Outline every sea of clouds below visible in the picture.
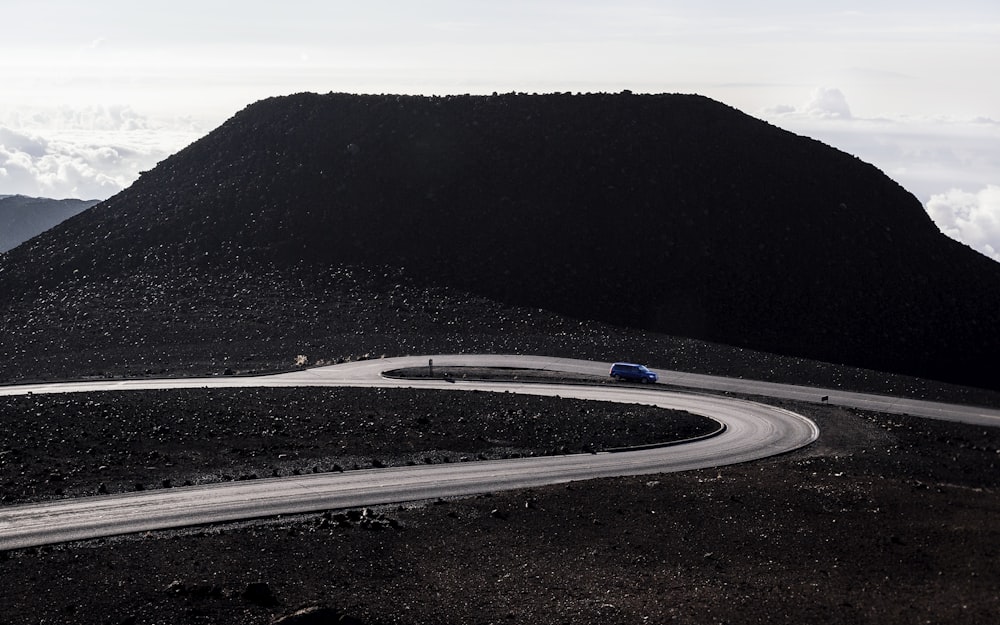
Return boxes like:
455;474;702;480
766;88;1000;263
1;101;998;264
0;105;204;203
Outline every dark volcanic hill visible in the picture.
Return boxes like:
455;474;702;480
1;92;998;389
0;195;98;253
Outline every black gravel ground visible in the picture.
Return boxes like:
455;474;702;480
2;268;1000;624
3;90;1000;623
3;368;1000;624
0;384;713;505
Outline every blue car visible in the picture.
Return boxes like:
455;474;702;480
609;362;658;383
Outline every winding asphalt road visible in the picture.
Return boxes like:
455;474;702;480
2;354;996;550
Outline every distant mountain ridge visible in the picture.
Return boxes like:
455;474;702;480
0;195;99;253
1;92;998;389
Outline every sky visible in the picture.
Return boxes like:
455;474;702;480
2;1;998;261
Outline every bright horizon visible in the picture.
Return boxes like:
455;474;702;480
1;1;998;261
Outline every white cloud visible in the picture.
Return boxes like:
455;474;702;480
763;97;999;195
0;129;129;199
926;186;1000;262
761;87;1000;263
0;106;205;200
802;87;853;120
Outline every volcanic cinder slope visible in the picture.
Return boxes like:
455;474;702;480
1;92;997;389
3;93;1000;625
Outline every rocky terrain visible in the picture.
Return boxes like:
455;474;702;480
2;92;999;389
2;366;1000;624
1;263;996;408
2;92;1000;623
0;382;715;505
